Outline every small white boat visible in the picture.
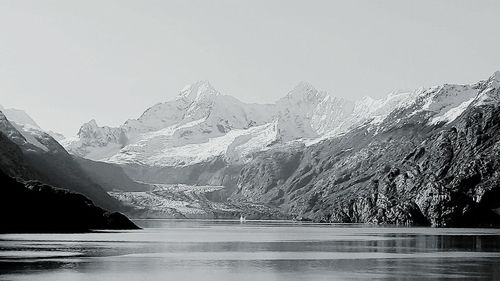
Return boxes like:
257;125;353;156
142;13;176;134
239;215;246;223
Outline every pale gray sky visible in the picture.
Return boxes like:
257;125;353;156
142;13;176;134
1;0;499;136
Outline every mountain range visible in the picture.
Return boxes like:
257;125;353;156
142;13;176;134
61;80;419;185
63;80;417;166
232;72;500;226
0;106;139;232
3;71;500;227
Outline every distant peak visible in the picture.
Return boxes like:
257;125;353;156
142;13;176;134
292;81;317;93
0;106;41;129
284;81;329;102
82;119;99;128
179;80;220;101
358;96;377;103
181;80;213;90
492;70;500;82
387;89;410;98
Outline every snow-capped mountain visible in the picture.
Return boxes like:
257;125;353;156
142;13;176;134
0;105;41;129
62;119;126;160
123;81;275;138
231;71;500;227
0;105;67;152
63;81;279;166
63;80;413;168
368;75;494;133
63;72;500;186
275;82;353;140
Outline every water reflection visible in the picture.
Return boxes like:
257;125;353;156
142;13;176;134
1;220;500;280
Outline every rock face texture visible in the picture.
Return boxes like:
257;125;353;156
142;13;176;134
231;72;500;227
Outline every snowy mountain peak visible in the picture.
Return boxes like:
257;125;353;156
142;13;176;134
486;71;500;88
387;89;411;99
278;82;320;109
83;119;99;129
0;105;41;129
0;110;7;120
178;80;220;102
470;71;500;107
358;95;376;103
77;119;125;147
78;120;97;138
63;72;500;169
292;81;316;92
78;119;104;138
0;108;57;152
493;70;500;81
0;105;67;149
286;81;326;100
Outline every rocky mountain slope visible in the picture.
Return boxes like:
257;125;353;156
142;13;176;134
0;110;140;232
0;110;121;211
75;156;149;192
231;72;500;227
0;105;41;129
0;104;65;140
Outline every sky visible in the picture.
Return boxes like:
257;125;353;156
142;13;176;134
1;0;500;137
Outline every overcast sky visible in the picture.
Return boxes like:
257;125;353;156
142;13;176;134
1;0;500;136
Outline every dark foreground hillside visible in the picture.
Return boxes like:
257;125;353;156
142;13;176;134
0;171;139;233
0;112;122;211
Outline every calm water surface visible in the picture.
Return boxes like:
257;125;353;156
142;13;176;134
1;220;500;280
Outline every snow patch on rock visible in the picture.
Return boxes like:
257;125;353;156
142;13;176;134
429;97;476;125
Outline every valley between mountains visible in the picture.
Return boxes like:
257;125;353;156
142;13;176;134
2;71;500;228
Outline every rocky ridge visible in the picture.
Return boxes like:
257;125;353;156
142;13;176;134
230;72;500;227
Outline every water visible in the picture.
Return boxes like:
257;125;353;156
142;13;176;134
1;220;500;280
